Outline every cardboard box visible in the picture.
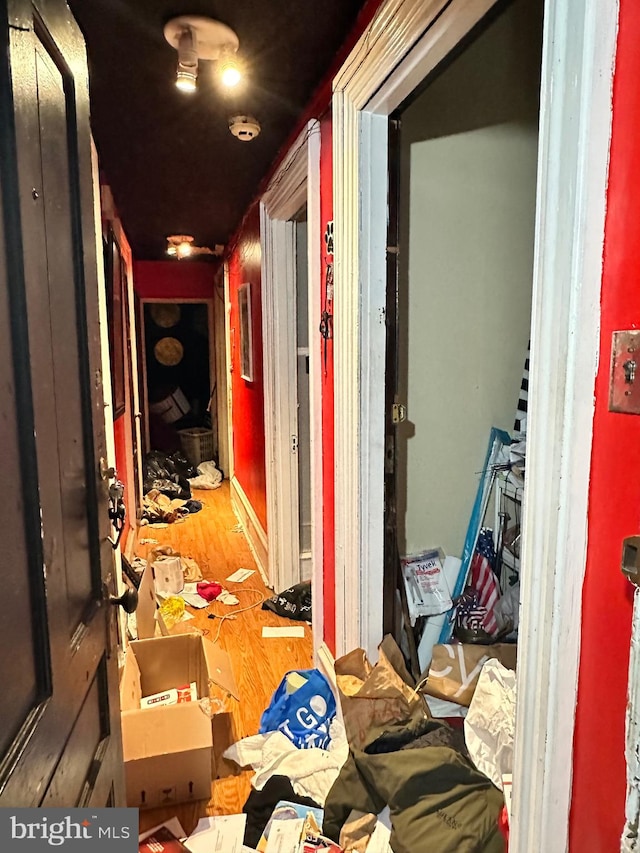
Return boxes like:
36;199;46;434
120;632;238;809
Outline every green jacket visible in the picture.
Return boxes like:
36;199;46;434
323;708;505;853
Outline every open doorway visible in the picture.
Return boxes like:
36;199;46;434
260;120;322;651
391;0;542;672
141;299;217;466
332;0;614;846
295;209;313;578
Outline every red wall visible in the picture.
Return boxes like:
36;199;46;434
133;260;216;300
113;415;132;544
320;112;336;654
227;208;267;530
569;3;638;848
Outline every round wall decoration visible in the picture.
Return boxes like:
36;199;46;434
150;303;181;328
154;336;184;366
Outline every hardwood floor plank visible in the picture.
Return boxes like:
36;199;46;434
135;481;313;835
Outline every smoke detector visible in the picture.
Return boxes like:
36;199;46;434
229;115;260;141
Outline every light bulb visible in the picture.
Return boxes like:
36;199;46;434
219;51;242;89
221;65;241;88
176;28;198;92
176;71;197;92
177;241;192;258
167;245;177;256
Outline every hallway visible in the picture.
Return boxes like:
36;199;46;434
136;483;313;835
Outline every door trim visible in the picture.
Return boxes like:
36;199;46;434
331;0;616;850
260;121;323;647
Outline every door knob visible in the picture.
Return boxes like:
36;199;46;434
109;587;138;614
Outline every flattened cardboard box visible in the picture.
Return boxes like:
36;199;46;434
120;630;239;809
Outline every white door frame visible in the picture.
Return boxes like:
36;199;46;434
260;121;323;641
332;0;617;850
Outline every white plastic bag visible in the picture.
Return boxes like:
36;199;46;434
188;460;223;490
464;658;516;789
401;548;452;624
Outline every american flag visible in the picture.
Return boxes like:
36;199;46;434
468;527;500;636
454;588;486;632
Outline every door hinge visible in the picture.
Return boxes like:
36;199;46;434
291;434;298;453
391;402;407;424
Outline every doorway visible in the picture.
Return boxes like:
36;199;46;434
331;0;615;847
260;120;323;651
391;0;542;670
141;299;216;464
295;211;313;578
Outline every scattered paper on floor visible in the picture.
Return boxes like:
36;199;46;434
227;567;255;583
264;818;304;852
262;626;305;638
185;814;247;853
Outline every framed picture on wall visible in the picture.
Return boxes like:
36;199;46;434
105;227;126;418
238;282;254;382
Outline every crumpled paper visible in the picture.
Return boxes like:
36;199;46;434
463;658;516;789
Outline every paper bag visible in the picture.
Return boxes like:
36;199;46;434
423;643;517;707
335;635;427;748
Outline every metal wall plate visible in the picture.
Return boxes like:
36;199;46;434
609;330;640;414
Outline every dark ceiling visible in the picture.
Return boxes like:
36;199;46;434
68;0;369;259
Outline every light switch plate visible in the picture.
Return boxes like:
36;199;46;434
609;330;640;414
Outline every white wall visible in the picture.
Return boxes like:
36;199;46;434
398;0;542;557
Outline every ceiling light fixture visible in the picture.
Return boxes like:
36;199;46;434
166;235;224;259
164;15;239;93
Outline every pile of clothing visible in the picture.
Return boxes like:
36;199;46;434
225;640;509;852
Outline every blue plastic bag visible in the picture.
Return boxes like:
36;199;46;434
259;669;336;749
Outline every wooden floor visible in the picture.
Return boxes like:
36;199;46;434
136;481;313;834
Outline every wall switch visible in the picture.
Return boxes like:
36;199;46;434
609;330;640;414
622;536;640;586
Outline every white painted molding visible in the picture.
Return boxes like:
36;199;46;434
307;124;324;656
512;1;617;850
333;0;498;660
623;588;640;851
260;121;322;603
91;140;126;644
213;268;231;478
332;0;616;847
260;208;298;593
230;475;269;584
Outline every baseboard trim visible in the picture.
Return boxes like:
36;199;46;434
230;475;269;585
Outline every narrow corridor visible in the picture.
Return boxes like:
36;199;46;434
136;483;313;835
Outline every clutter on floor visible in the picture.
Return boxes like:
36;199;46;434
188;459;223;490
132;394;529;850
141;449;221;525
175;631;511;852
262;580;312;623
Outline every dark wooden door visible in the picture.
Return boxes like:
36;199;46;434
0;0;125;806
